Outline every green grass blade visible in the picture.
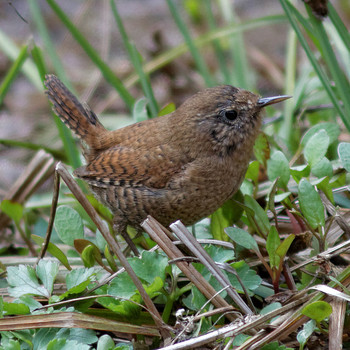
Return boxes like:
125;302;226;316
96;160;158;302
28;0;81;167
0;31;42;89
0;44;28;106
218;0;252;89
328;3;350;51
279;29;297;145
31;44;47;83
46;0;134;110
305;5;350;130
28;0;71;88
129;43;159;118
203;0;230;84
0;139;67;161
110;0;158;117
166;0;214;87
280;0;350;131
124;15;286;89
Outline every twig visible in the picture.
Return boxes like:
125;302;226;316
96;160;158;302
56;162;171;339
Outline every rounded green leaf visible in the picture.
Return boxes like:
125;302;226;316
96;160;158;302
225;227;258;251
267;151;290;188
54;205;84;246
311;157;333;178
298;179;325;229
301;122;340;147
304;129;329;167
338;142;350;172
301;301;332;322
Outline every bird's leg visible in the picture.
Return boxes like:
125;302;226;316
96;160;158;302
113;216;139;256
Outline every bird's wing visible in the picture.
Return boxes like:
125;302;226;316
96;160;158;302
74;144;188;189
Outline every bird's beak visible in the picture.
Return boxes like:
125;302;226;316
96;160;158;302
257;95;291;107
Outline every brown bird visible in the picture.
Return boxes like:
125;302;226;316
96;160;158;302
45;75;289;252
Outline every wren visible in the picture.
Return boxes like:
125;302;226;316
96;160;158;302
45;75;289;252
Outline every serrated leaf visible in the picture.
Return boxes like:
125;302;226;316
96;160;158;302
128;250;168;284
36;260;59;295
304;130;329;167
0;200;23;223
338;142;350;172
267;151;290;188
301;301;332;322
3;301;30;316
225;227;258;251
66;268;95;290
31;235;71;270
298;179;325;229
7;265;49;298
228;261;262;292
54;206;84;246
108;273;137;299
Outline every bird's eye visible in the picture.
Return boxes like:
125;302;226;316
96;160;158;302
223;110;238;121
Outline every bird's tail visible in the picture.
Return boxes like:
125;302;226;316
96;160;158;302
44;74;107;150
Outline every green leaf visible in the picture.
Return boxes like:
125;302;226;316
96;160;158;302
303;129;329;167
267;151;290;188
245;161;260;184
290;164;310;183
158;102;176;117
128;250;168;284
74;239;104;269
31;235;71;270
108;273;137;299
54;206;84;246
244;195;270;236
0;339;21;350
66;268;95;290
311;157;333;178
228;261;262;292
0;200;23;224
338;142;350;172
266;226;280;269
3;301;30;316
276;234;295;261
297;319;316;348
301;122;340;147
301;301;332;322
36;260;59;295
7;265;49;298
225;227;258;251
59;268;95;300
96;334;115;350
298;179;325;229
313;176;334;204
132;97;148;123
253;132;270;166
210;196;243;240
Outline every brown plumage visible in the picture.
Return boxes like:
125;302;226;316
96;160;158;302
45;75;289;253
